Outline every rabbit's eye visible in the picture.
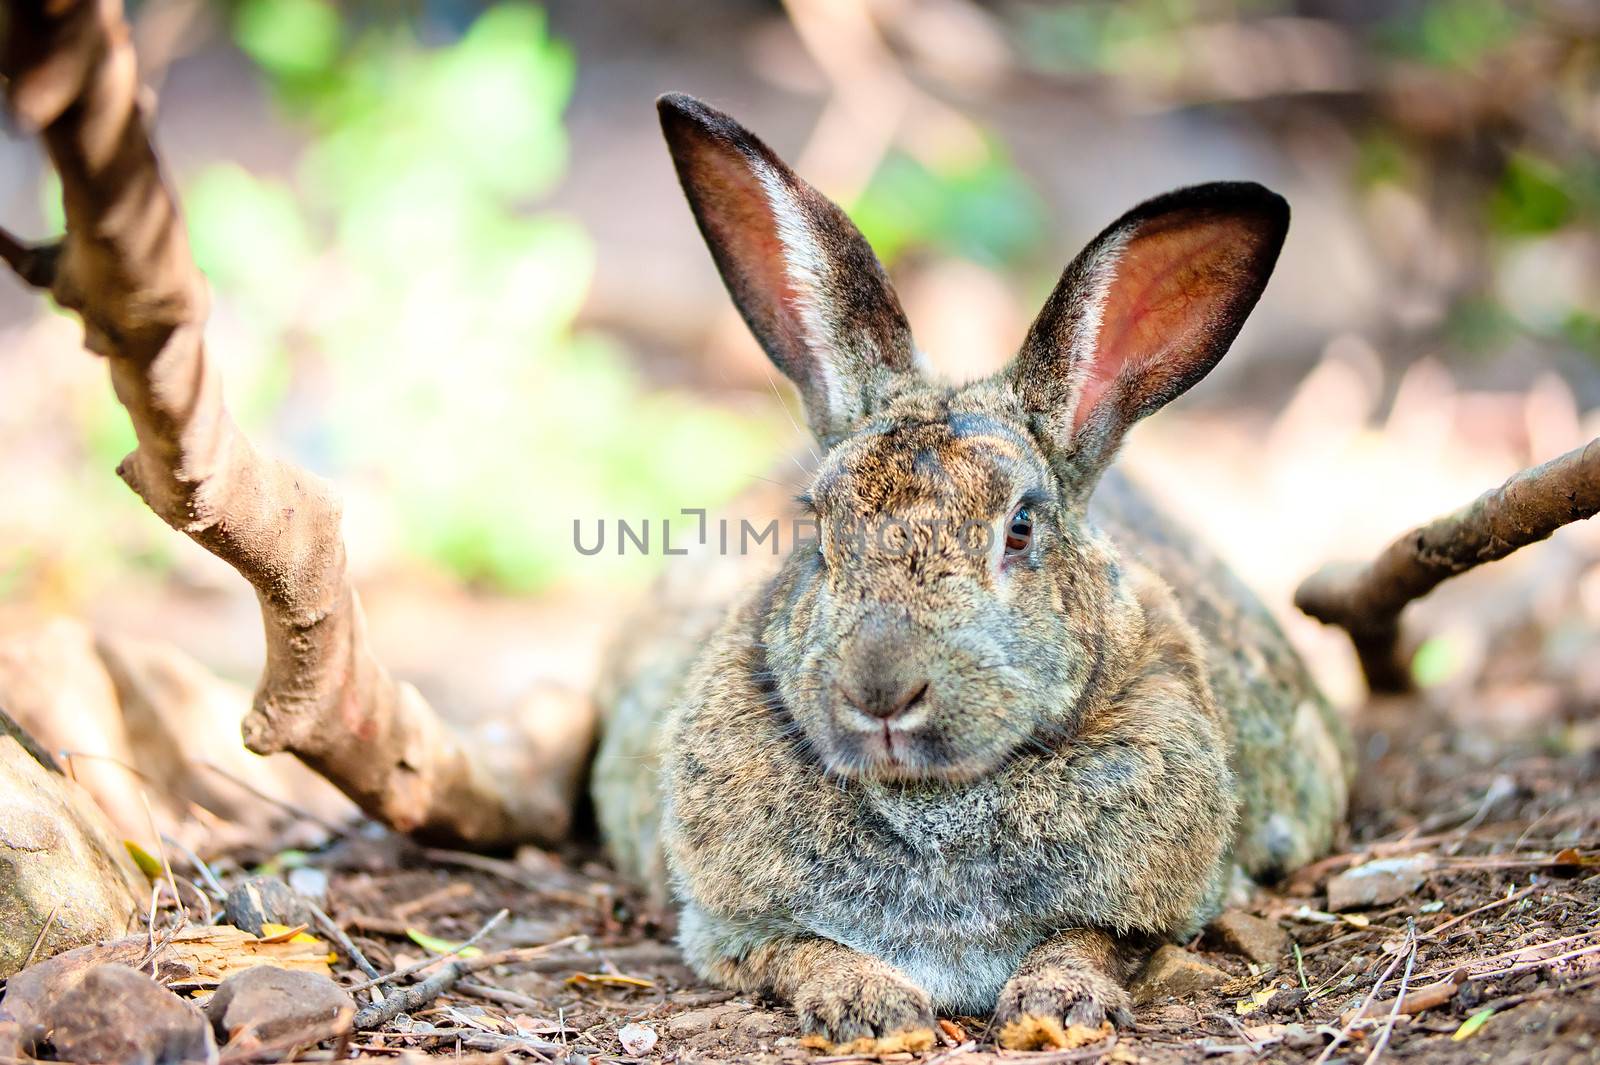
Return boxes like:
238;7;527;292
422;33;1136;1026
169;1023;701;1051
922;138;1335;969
1005;505;1033;556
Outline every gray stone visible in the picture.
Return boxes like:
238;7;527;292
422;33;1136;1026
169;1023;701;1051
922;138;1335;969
50;964;215;1065
206;966;353;1048
0;734;144;978
1208;910;1291;965
666;1004;742;1039
1326;856;1434;911
1131;945;1231;1005
222;877;311;936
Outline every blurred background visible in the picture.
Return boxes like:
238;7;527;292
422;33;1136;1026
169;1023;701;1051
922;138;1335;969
2;0;1598;728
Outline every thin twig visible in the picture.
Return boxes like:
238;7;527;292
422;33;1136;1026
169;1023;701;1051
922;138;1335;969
1312;938;1409;1065
162;833;227;899
345;909;511;992
193;761;351;835
1418;883;1539;942
1362;921;1417;1065
22;904;60;969
136;912;190;974
141;790;186;926
456;981;544;1011
308;902;382;980
919;1040;976;1065
1478;970;1600;1013
217;1007;355;1065
405;1023;577;1057
1474;940;1600;981
1408;929;1600;983
352;942;581;1030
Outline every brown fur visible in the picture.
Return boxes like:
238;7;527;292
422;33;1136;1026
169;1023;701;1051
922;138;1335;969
589;94;1352;1044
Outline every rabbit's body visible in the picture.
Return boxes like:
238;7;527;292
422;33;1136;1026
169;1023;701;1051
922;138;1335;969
590;94;1351;1045
595;462;1346;1017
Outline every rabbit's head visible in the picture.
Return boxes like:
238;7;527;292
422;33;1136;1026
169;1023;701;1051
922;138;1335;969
661;94;1287;785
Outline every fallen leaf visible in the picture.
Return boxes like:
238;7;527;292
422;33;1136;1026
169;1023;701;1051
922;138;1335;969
405;928;483;959
1453;1008;1494;1041
1553;848;1600;869
1235;986;1279;1015
124;841;163;880
1289;906;1339;924
1241;1022;1301;1042
801;1029;937;1055
996;1018;1110;1051
256;923;308;942
566;972;654;990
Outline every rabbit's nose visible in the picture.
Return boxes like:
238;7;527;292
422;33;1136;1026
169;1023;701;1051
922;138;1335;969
842;678;930;721
839;609;931;721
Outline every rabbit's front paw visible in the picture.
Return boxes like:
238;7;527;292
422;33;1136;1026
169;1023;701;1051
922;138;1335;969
992;966;1133;1050
794;968;936;1054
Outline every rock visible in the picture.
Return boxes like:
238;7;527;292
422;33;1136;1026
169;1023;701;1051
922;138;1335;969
286;867;330;905
1264;988;1309;1016
1326;856;1434;911
666;1004;742;1039
0;924;332;1041
223;877;312;936
1131;946;1231;1005
731;1010;787;1040
0;729;144;978
618;1022;658;1055
1;940;199;1059
1208;910;1291;965
206;966;353;1048
48;964;215;1065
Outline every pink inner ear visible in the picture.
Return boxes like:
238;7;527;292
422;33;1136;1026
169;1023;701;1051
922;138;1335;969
691;148;810;370
1072;216;1241;431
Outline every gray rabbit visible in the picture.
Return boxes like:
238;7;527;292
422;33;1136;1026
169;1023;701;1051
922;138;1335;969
591;93;1351;1050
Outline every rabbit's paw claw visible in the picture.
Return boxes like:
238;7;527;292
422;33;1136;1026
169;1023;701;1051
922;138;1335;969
795;971;936;1052
993;968;1132;1049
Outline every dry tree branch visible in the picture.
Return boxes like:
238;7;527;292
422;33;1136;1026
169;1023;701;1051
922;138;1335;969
1295;438;1600;693
0;0;592;847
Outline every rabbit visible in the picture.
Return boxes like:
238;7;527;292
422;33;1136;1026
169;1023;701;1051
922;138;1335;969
589;92;1352;1050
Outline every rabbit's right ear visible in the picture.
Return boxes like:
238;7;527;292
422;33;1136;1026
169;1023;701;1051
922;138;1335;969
1011;183;1288;500
659;93;920;447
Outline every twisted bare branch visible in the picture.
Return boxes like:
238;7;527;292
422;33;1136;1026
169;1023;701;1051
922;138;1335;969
0;0;591;846
1296;438;1600;692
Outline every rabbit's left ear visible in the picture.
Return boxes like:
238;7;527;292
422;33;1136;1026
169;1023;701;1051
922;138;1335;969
1010;182;1288;497
659;93;921;447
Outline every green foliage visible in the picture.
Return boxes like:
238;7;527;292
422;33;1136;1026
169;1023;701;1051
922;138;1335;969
1443;297;1515;356
235;0;341;82
1411;633;1467;688
1491;152;1576;236
1013;0;1288;74
192;2;779;591
406;927;483;958
1376;0;1524;69
852;146;1046;268
1353;132;1412;190
1563;311;1600;360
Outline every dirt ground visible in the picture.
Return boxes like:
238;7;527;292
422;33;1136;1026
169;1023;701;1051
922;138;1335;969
157;682;1597;1065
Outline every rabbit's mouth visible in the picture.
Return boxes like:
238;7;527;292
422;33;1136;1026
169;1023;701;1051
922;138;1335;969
817;706;1012;785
